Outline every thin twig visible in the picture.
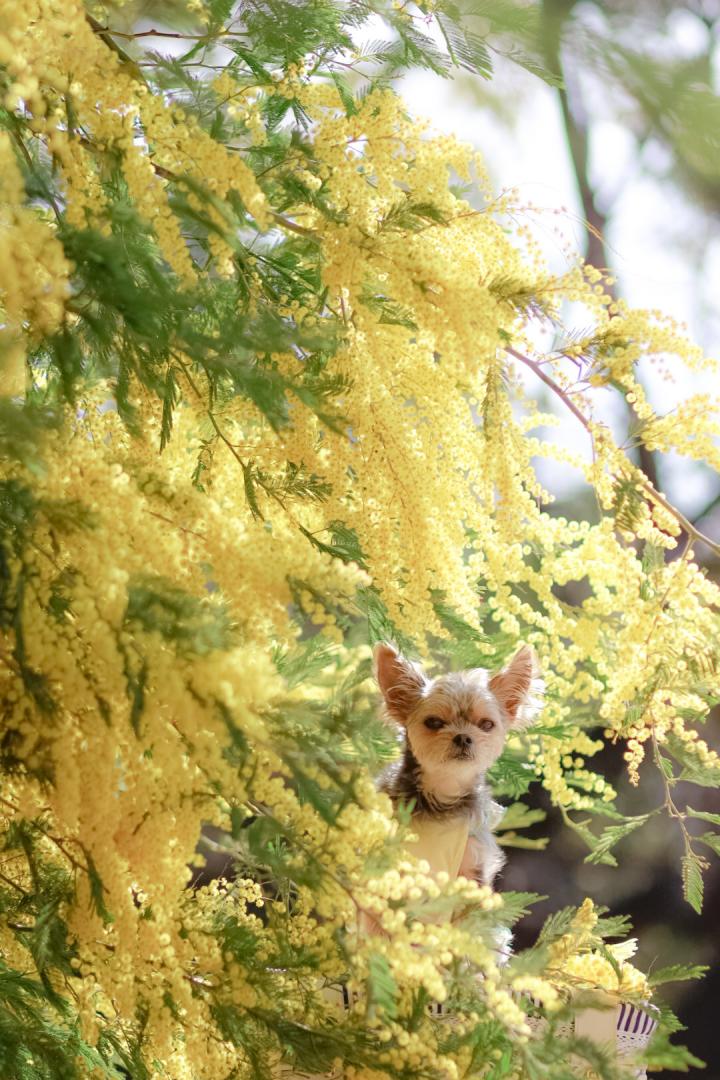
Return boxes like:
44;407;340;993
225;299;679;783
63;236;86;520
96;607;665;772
95;26;235;41
508;344;720;558
175;358;301;524
85;14;147;83
270;212;318;240
147;510;206;540
650;729;706;870
80;131;316;240
507;345;590;432
0;795;85;871
0;871;27;896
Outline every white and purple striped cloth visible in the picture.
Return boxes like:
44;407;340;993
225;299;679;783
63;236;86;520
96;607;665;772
277;989;659;1080
617;1001;658;1038
331;982;658;1039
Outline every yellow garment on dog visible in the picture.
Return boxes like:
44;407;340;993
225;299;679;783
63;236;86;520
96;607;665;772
403;816;470;880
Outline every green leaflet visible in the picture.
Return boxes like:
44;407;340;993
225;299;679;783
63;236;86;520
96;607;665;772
366;953;398;1020
487;753;535;797
686;804;720;826
665;731;720;787
643;1028;706;1072
583;813;650;866
648;962;709;988
695;830;720;856
124;574;235;658
497;801;547;830
681;850;705;913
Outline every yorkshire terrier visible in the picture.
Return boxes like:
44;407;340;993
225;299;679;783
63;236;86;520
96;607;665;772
373;643;541;894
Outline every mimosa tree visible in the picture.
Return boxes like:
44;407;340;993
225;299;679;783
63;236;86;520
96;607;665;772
0;1;718;1077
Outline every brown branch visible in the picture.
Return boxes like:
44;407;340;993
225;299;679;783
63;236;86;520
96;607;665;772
508;345;589;430
147;510;206;540
0;795;85;871
0;871;27;896
507;344;720;558
270;212;318;240
542;1;609;276
96;27;233;41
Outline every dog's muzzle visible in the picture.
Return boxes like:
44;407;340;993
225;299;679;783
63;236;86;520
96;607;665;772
451;733;474;759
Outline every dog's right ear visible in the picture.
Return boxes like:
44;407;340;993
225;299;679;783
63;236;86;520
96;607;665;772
373;643;426;724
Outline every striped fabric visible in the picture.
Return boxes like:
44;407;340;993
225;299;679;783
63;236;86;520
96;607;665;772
617;1001;658;1037
277;988;659;1079
330;982;658;1039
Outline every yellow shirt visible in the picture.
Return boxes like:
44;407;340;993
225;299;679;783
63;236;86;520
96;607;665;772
403;815;470;880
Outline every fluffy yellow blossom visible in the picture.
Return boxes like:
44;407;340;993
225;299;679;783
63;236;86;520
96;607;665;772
0;132;71;345
563;951;650;999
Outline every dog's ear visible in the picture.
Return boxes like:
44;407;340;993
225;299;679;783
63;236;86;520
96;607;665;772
373;643;426;724
488;645;541;729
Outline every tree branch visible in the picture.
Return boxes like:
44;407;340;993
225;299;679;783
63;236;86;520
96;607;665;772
85;14;147;83
507;344;720;558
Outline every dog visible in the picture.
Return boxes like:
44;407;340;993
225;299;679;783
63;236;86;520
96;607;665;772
373;642;540;898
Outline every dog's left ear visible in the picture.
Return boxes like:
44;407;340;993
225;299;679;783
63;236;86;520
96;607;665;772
488;645;542;729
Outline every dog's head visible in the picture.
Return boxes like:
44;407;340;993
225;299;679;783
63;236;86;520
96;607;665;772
374;643;541;798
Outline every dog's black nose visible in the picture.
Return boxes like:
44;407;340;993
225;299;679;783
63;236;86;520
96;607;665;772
453;733;473;749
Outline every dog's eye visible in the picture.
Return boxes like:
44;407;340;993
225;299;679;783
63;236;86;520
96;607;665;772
479;719;495;732
423;716;446;731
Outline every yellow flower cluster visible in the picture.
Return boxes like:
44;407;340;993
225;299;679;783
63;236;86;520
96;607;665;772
547;898;598;968
0;131;71;384
0;397;378;1074
547;900;650;1000
0;0;268;287
563;952;649;998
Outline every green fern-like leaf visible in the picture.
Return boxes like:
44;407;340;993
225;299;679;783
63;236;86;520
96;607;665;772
681;850;705;913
